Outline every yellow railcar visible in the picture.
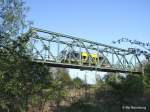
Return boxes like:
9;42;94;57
60;50;104;65
81;52;103;65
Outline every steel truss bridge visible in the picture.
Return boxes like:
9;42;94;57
17;27;144;74
1;27;145;74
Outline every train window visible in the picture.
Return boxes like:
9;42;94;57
83;56;86;59
99;57;103;60
74;53;79;58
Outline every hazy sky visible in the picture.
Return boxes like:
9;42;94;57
26;0;150;83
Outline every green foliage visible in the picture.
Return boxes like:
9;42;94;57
0;50;52;111
0;1;41;111
62;100;102;112
0;0;30;37
48;68;71;102
72;77;84;88
49;80;67;101
0;34;71;111
62;64;149;112
124;74;144;97
55;68;72;86
144;63;150;87
105;73;144;102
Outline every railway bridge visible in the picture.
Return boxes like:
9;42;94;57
1;27;147;74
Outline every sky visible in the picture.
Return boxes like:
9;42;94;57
26;0;150;84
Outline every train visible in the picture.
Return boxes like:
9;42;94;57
59;50;109;66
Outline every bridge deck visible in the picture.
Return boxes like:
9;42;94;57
32;59;142;74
